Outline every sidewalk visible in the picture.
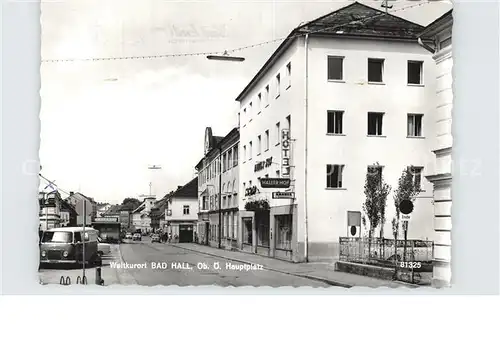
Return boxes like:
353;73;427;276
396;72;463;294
172;243;415;288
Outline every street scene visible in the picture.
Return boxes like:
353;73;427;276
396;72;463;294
39;1;453;288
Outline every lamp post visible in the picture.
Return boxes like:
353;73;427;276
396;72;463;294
207;50;245;62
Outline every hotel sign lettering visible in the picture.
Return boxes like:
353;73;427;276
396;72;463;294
281;129;290;178
260;178;291;188
254;157;273;172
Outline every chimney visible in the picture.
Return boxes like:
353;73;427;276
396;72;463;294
70;191;74;196
177;186;182;190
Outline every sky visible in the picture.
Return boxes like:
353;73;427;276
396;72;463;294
39;0;452;204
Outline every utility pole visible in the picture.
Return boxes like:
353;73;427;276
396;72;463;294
82;200;86;280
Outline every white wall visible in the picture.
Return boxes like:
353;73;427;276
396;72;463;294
169;197;198;221
238;36;437;248
305;37;436;243
239;39;302;211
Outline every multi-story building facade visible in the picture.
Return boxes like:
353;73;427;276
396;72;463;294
236;2;438;262
195;127;239;249
65;192;97;226
419;10;453;288
39;191;77;231
131;196;156;232
165;178;198;242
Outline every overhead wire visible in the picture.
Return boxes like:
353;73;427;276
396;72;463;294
41;1;432;63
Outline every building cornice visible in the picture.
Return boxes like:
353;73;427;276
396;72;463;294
426;173;452;184
434;46;452;63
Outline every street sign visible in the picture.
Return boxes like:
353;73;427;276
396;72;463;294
399;199;414;215
272;192;294;199
260;178;291;188
400;213;411;222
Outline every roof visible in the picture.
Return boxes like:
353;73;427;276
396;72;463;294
195;127;239;170
105;204;122;215
418;9;452;38
236;1;426;101
171;177;198;198
66;192;95;203
60;200;78;215
131;202;146;214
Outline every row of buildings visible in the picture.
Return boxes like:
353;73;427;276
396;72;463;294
38;191;99;231
188;3;452;287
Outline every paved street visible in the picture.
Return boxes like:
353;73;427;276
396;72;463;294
119;236;330;287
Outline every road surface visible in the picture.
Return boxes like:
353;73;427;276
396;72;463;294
119;236;329;287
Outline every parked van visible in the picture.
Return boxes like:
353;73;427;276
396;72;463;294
39;227;101;266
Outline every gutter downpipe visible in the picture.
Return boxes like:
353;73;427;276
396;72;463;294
218;146;222;249
304;33;309;263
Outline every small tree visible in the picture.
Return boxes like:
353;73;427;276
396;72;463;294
362;163;391;257
392;167;419;260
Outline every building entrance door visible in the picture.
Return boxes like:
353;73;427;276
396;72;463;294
179;225;193;243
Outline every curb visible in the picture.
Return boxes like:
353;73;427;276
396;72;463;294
171;244;353;288
114;244;138;285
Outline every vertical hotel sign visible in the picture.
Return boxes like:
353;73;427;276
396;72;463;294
281;129;290;178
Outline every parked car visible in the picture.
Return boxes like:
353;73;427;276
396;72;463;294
133;233;142;241
151;234;161;243
125;233;133;240
97;236;111;256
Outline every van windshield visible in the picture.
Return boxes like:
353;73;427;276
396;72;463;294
42;231;73;243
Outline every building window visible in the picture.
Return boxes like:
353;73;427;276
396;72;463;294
257;135;261;155
276;73;281;98
249;141;253;160
275;122;280;145
228;149;233;170
183;205;190;215
407;114;423;137
409;166;423;191
265;85;270;106
368;58;384;83
327;56;343;80
257;93;262;113
243;108;246;122
249;102;253;120
264;130;269;151
286;62;291;87
367;112;384;136
233;145;238;166
367;165;383;186
326;164;344;188
243;145;247;161
202;196;208;211
327;111;343;135
408;61;423;85
222;153;227;172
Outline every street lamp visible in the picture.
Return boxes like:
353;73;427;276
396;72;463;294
207;50;245;62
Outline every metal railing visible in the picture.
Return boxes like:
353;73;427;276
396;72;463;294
339;237;434;266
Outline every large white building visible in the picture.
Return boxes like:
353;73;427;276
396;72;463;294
236;2;438;262
419;10;453;288
164;178;199;242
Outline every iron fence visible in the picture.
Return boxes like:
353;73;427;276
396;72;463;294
339;237;434;266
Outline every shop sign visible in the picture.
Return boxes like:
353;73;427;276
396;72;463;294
254;157;273;172
260;178;291;188
281;129;290;178
272;192;294;199
94;217;119;222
